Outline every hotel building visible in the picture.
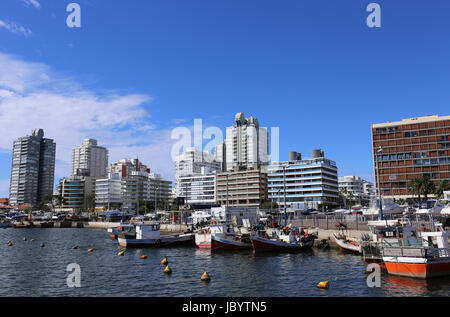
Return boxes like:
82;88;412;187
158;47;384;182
372;115;450;199
268;150;339;209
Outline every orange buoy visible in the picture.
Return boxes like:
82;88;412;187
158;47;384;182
201;272;211;281
317;281;329;289
118;250;125;256
164;265;172;274
140;255;148;259
88;248;94;252
161;257;168;266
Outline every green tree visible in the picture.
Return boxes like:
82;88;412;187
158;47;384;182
260;200;278;209
409;176;436;202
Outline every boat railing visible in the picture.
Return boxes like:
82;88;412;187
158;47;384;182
381;237;449;258
425;248;449;258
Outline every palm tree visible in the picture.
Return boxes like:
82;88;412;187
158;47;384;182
408;178;422;202
339;188;349;208
84;192;96;213
435;180;450;199
409;176;436;202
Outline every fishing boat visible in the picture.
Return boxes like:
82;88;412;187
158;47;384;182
332;222;362;253
381;223;450;279
107;223;135;239
250;226;316;252
195;224;251;250
211;232;252;251
117;222;194;247
362;219;418;267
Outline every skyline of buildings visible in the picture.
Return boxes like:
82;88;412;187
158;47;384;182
4;114;450;208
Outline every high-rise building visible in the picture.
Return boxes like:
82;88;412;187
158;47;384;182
72;139;108;178
174;147;221;196
372;115;450;199
9;129;56;206
268;150;339;209
221;112;269;171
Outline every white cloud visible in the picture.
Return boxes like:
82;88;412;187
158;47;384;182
21;0;41;9
0;20;32;37
0;52;178;186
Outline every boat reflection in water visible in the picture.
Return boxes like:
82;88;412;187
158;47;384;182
384;274;450;296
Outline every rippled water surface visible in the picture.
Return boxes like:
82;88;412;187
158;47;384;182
0;228;449;297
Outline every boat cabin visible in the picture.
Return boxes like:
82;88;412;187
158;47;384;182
136;222;161;240
199;224;235;236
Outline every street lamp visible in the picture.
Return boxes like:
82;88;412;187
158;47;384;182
376;146;384;220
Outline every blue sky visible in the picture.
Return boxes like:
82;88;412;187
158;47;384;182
0;0;449;196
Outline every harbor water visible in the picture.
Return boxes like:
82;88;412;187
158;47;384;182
0;228;449;297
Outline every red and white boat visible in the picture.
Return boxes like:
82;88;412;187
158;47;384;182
382;223;450;279
195;224;251;250
251;227;316;252
211;234;252;251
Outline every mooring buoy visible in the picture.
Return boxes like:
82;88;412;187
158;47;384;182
201;272;211;281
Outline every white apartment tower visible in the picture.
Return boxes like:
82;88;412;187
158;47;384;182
221;112;268;171
72;139;108;178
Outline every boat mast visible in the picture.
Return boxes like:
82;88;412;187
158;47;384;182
376;146;384;220
283;165;287;227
